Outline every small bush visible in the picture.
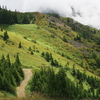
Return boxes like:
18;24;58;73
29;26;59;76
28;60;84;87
31;51;34;55
23;36;27;39
31;40;37;44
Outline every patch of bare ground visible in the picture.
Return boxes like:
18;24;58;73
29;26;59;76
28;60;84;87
16;69;32;98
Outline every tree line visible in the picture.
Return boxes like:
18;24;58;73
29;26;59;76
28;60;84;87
29;67;100;100
0;54;24;95
0;5;35;24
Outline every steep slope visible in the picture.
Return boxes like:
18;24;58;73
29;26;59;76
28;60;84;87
0;13;100;76
0;26;51;67
0;12;100;99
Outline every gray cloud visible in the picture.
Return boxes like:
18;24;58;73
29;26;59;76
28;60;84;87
1;0;100;29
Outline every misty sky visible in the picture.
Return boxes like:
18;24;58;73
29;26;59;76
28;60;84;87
0;0;100;29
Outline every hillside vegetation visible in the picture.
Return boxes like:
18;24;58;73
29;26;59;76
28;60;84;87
0;7;100;99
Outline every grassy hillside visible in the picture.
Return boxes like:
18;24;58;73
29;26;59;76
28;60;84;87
0;23;99;76
0;11;100;99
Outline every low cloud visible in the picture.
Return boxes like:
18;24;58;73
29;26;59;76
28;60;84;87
1;0;100;29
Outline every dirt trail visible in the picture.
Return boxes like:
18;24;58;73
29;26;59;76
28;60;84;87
17;69;32;98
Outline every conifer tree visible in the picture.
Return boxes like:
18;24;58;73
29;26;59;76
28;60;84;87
15;53;21;65
30;71;40;92
13;11;18;23
46;67;56;97
18;42;22;48
31;51;34;55
41;52;44;57
6;54;11;67
10;74;17;86
1;54;5;61
12;68;22;86
3;31;9;40
22;14;29;24
72;65;76;76
45;52;50;62
28;46;32;51
51;58;55;66
0;54;24;95
56;67;67;97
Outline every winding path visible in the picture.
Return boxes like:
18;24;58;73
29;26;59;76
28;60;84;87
17;69;32;98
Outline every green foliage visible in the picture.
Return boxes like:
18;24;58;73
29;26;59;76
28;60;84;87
88;59;97;67
87;50;100;69
41;52;52;62
72;67;100;97
15;53;21;65
18;42;22;48
41;52;62;67
1;7;100;99
0;54;24;95
62;36;68;43
28;46;35;55
74;35;81;42
28;46;32;51
22;14;29;24
31;51;34;55
62;17;95;40
47;13;60;18
29;67;100;99
0;6;35;24
30;67;67;98
3;31;9;41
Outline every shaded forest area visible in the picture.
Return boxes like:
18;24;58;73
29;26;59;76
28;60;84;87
0;5;35;24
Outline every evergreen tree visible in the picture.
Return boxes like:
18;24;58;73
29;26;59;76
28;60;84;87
10;74;17;86
28;46;32;51
3;77;16;94
46;67;56;97
22;14;29;24
72;65;76;76
3;31;9;40
12;11;18;23
15;53;21;65
45;52;50;62
56;67;67;97
0;54;24;95
12;67;22;86
31;51;34;55
41;52;44;57
29;67;100;99
30;71;40;92
51;58;55;66
1;54;5;61
18;42;22;48
6;54;11;67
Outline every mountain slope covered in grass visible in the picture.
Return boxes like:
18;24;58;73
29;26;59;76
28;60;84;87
0;7;100;99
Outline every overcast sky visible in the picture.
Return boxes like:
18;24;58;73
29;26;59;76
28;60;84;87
1;0;100;29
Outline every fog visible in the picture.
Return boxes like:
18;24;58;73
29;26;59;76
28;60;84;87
1;0;100;29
